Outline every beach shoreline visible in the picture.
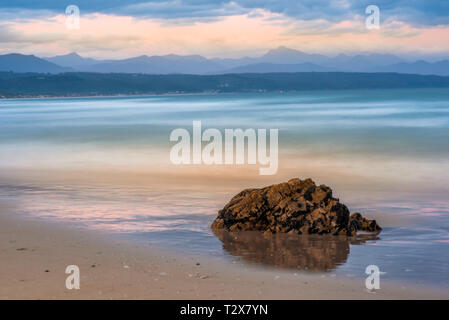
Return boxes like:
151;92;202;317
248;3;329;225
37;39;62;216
0;91;225;101
1;205;448;300
1;80;447;101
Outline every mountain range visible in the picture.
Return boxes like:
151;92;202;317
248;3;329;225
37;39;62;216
0;47;448;76
0;53;71;73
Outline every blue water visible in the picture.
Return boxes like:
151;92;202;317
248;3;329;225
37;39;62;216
1;89;449;289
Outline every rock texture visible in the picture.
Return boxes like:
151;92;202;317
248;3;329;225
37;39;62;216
211;178;381;236
349;213;382;233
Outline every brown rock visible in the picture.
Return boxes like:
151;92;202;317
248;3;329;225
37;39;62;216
350;213;382;233
211;178;381;235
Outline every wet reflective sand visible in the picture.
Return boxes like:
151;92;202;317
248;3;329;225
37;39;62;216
213;230;379;271
1;90;449;288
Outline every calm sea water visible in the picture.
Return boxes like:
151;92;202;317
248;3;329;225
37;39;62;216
1;89;449;288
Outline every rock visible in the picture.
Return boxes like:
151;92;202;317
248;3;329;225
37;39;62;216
211;178;381;235
350;213;382;233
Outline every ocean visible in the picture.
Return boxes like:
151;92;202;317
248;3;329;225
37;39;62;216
1;88;449;288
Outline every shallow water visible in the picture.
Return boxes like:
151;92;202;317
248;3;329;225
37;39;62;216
1;89;449;288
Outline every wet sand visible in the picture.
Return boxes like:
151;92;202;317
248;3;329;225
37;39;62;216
0;206;448;300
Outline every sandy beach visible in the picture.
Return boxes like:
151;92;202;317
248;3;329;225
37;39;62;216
2;0;449;304
1;206;448;300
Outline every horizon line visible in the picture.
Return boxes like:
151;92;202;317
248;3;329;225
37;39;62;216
1;47;449;62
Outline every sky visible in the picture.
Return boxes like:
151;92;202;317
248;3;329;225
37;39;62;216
0;0;448;59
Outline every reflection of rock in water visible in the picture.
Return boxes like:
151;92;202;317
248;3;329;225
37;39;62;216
213;229;379;271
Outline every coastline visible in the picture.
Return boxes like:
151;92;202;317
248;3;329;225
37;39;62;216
0;91;222;101
2;72;449;101
1;86;447;101
1;205;448;300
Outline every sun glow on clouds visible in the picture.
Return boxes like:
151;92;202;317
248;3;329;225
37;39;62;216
2;9;449;58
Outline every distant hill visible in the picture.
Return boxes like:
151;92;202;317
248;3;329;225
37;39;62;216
374;60;449;76
78;54;224;74
1;72;448;98
222;62;333;73
258;46;328;64
6;48;449;76
320;53;405;72
0;54;71;73
41;48;410;75
44;52;100;68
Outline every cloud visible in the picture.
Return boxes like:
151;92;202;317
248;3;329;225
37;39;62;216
120;1;249;22
0;12;289;57
1;10;449;59
0;1;448;59
0;0;449;26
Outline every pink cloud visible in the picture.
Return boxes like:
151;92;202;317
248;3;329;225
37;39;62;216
1;11;449;58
